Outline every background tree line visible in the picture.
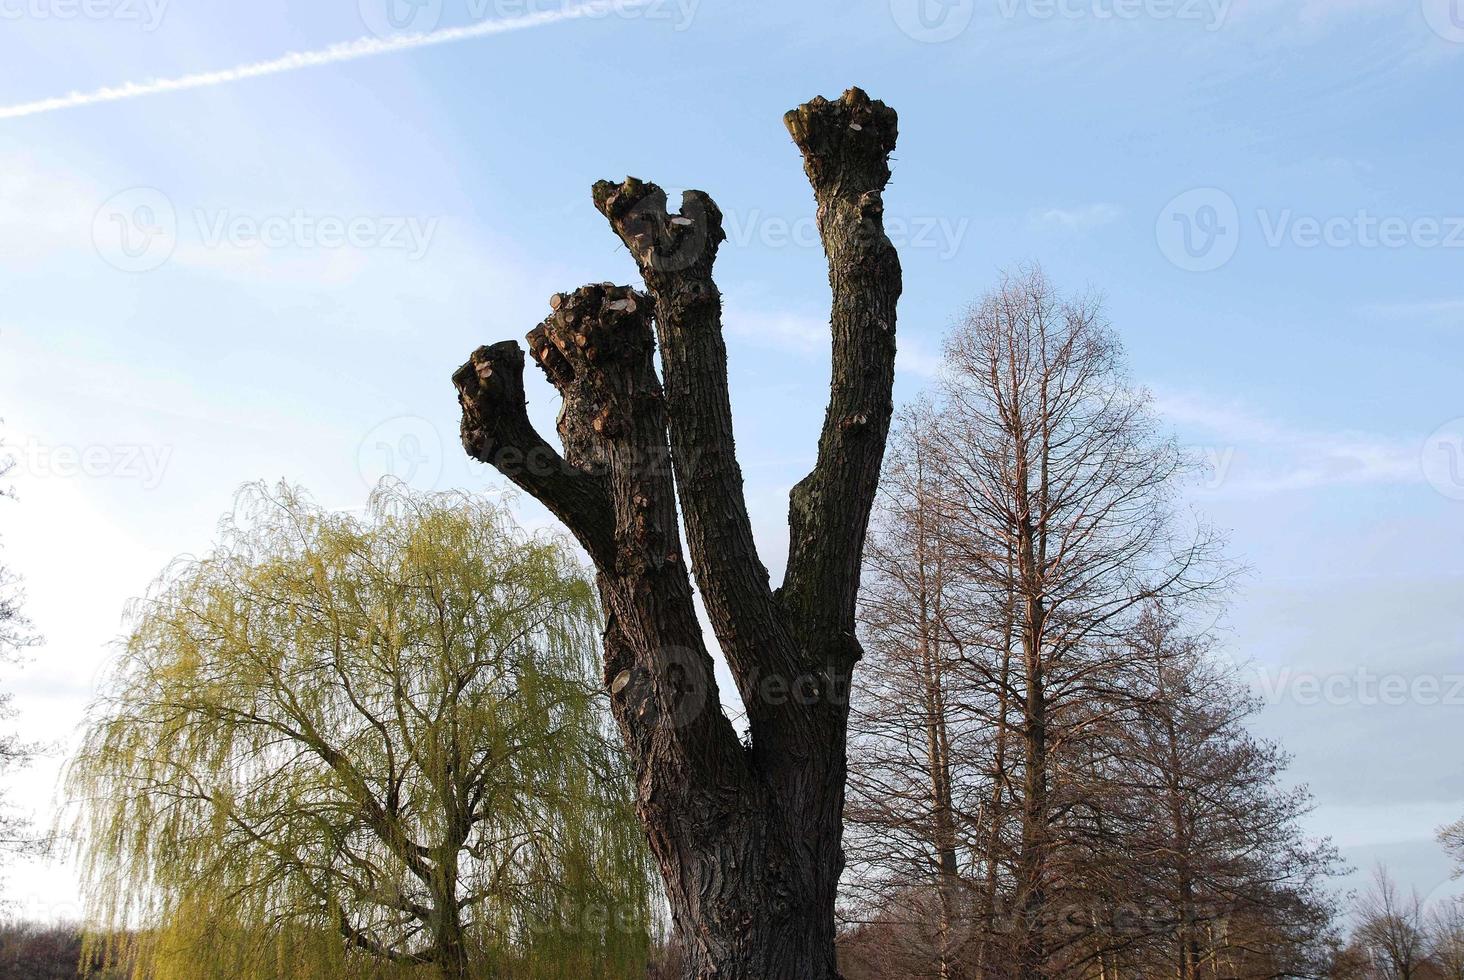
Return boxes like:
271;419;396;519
1332;863;1464;980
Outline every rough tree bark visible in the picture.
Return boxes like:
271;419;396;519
452;88;901;979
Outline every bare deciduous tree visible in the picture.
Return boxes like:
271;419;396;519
0;427;43;879
1107;604;1341;980
1354;868;1427;980
452;88;902;979
844;404;1000;980
1442;819;1464;878
1427;899;1464;980
0;922;127;979
843;270;1338;980
920;268;1226;978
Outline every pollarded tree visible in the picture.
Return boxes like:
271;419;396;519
69;483;654;980
452;88;902;978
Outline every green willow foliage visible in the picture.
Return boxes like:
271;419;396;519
68;482;654;980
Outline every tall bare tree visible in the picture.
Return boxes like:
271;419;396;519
0;427;42;879
925;267;1226;978
843;403;1003;980
1104;605;1341;980
1428;899;1464;980
843;270;1345;980
452;88;902;978
1354;868;1427;980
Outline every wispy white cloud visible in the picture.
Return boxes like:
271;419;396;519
1029;203;1123;233
1225;0;1393;28
727;310;826;355
1308;801;1464;850
1360;298;1464;322
1159;392;1423;496
0;153;102;260
0;0;644;121
897;342;942;379
726;309;939;378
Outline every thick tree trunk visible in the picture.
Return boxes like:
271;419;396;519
452;89;901;979
431;843;471;980
432;915;470;980
1015;478;1050;980
1015;628;1048;980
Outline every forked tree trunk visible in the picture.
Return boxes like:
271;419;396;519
452;89;902;978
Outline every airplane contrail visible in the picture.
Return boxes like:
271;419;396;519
0;0;650;121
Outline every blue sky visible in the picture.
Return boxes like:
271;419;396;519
1;0;1462;921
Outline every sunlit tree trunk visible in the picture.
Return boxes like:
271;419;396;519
454;88;902;978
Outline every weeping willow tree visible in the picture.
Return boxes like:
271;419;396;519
68;482;655;980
